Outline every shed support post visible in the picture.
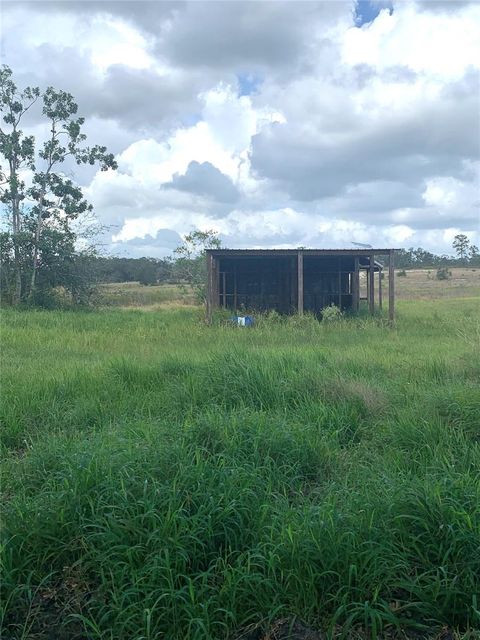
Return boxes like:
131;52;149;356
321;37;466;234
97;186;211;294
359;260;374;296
208;255;219;320
369;254;375;315
388;249;395;323
378;268;383;310
297;250;304;315
353;257;359;312
233;265;237;311
207;253;213;323
338;256;342;309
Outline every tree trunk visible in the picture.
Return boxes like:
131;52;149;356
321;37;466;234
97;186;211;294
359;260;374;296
13;241;22;304
9;159;22;306
28;192;45;303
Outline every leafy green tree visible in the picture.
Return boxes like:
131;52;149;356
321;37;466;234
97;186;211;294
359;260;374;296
452;234;470;262
172;229;221;303
0;65;117;305
468;243;479;264
137;258;159;286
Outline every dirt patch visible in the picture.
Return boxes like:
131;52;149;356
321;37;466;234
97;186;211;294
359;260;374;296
236;618;325;640
236;620;465;640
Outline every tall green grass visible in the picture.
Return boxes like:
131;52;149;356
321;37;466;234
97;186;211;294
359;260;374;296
1;299;479;639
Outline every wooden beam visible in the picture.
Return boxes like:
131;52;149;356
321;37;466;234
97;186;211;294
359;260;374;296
206;253;213;323
378;268;383;310
233;265;237;310
297;250;304;315
207;248;394;258
388;249;395;323
353;257;359;312
212;257;219;309
338;257;342;309
291;255;297;311
369;254;375;315
222;272;226;308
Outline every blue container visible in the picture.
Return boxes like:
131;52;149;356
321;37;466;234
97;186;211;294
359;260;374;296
231;315;255;327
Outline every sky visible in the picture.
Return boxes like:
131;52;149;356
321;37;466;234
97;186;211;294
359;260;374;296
1;0;479;257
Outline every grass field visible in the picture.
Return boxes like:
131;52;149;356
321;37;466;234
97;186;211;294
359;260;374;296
391;268;480;300
1;278;480;639
97;282;196;308
95;268;480;310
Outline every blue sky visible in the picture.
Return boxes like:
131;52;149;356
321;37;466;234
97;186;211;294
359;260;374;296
355;0;393;25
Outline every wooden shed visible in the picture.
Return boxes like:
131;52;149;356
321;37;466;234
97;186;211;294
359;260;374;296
206;248;395;320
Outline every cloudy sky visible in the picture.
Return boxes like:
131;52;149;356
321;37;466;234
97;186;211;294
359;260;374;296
2;0;479;257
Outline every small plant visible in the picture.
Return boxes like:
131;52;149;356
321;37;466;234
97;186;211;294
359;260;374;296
321;303;343;322
287;311;319;329
436;267;452;280
397;269;407;277
256;309;283;327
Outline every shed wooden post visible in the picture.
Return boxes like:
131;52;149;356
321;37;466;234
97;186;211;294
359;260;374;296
215;258;220;308
297;250;304;315
209;255;219;315
369;254;375;315
222;272;226;308
233;265;237;310
378;268;383;310
388;249;395;323
338;256;342;309
352;257;360;312
206;253;213;323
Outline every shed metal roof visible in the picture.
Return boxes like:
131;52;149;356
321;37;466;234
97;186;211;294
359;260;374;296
207;248;395;256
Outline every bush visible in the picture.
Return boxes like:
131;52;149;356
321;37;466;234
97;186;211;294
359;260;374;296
256;309;283;327
397;269;407;277
436;267;452;280
321;303;343;323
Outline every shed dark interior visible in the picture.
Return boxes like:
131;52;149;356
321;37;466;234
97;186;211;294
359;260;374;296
207;249;395;320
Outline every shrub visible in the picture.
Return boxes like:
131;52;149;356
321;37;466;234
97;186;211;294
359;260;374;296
287;312;319;329
436;267;452;280
321;303;343;323
397;269;407;277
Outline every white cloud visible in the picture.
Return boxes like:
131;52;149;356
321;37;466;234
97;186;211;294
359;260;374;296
89;17;155;72
2;0;480;257
343;3;480;79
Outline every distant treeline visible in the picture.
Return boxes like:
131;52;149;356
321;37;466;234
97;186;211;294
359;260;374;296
388;247;479;269
92;247;479;286
92;256;174;285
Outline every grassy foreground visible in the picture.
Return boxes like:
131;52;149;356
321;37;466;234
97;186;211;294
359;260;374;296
1;299;479;639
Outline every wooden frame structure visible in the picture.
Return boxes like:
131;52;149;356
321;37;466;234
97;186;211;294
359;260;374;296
206;248;396;322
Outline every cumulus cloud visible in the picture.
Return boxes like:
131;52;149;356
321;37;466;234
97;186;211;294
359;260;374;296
164;161;240;203
1;0;479;256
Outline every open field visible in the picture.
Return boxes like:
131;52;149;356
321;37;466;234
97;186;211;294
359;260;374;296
96;268;480;310
390;268;480;301
1;293;480;639
97;282;196;308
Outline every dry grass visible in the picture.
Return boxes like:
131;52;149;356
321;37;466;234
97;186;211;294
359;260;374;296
97;281;196;307
98;268;480;311
384;267;480;300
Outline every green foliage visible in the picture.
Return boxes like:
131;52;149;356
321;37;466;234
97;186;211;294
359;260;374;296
397;269;407;277
89;256;173;285
1;299;479;639
452;234;470;262
0;64;117;307
436;267;452;281
393;244;479;269
172;229;221;303
321;303;343;322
